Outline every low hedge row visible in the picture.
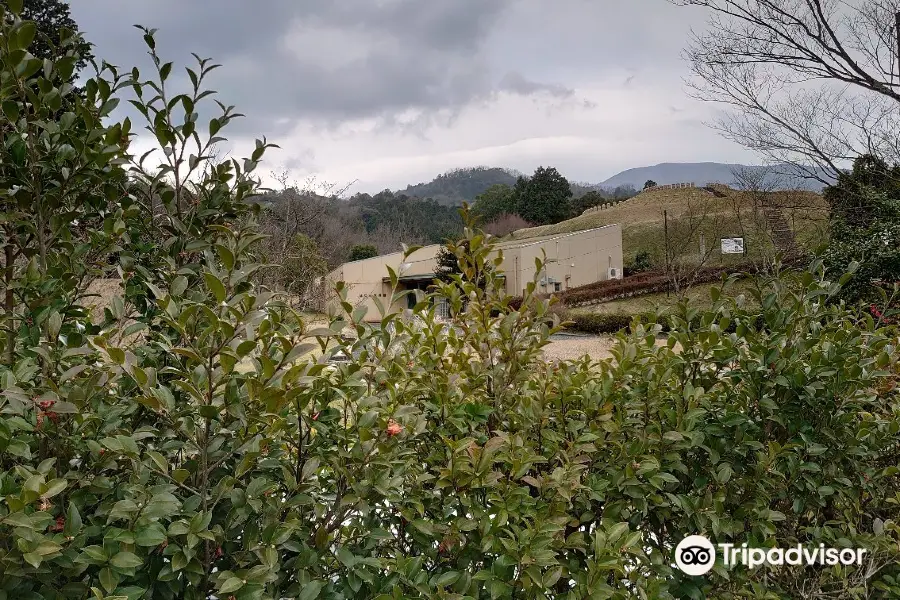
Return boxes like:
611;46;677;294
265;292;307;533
558;263;764;307
561;311;769;335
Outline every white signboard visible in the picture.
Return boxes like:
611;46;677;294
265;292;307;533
721;237;744;254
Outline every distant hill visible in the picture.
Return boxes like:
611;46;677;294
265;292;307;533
398;167;522;205
510;184;830;269
600;162;833;192
392;163;833;207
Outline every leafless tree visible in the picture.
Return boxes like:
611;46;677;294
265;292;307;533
483;213;534;237
663;193;731;295
675;0;900;184
729;165;829;267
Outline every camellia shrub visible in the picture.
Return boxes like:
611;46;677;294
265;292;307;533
0;6;899;599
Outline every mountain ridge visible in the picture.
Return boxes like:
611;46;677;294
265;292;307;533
388;162;831;205
599;162;832;191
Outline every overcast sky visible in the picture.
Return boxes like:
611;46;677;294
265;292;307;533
69;0;759;194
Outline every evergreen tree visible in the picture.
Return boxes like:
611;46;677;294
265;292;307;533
348;244;379;261
471;183;515;223
570;190;607;216
822;154;900;302
3;0;93;82
516;166;573;225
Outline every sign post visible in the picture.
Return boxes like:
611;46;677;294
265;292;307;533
720;237;745;255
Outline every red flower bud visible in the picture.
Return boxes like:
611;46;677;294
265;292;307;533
386;419;402;437
50;516;65;532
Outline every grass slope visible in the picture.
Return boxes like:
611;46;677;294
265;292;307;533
506;185;829;267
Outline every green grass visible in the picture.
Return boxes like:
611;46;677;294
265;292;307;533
506;186;830;269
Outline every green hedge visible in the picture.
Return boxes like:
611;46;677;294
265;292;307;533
562;310;774;335
562;313;634;334
559;312;676;334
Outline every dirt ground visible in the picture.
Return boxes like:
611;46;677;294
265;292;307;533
541;334;675;362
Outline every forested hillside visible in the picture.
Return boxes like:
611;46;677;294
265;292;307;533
259;188;464;269
397;166;637;205
398;167;521;205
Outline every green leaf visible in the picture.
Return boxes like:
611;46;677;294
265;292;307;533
16;21;36;50
410;519;434;536
65;503;82;537
170;276;188;297
47;311;62;339
135;523;167;547
215;244;235;270
218;578;244;594
716;463;733;484
3;512;33;529
2;100;19;122
433;571;460;587
99;567;118;593
204;272;226;302
42;478;67;499
22;551;42;568
147;450;168;474
7;440;31;459
109;551;143;569
298;580;324;600
6;0;23;16
336;546;357;567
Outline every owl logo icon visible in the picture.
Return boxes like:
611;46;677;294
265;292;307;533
675;535;715;576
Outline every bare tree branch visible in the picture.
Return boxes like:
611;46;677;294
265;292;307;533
674;0;900;179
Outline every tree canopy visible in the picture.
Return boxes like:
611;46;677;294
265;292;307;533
2;0;93;82
348;244;379;261
823;154;900;303
472;183;516;224
516;166;573;226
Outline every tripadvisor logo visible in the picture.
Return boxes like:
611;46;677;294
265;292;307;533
675;535;716;575
674;535;868;575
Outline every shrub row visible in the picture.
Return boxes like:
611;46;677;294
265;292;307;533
561;311;772;335
561;312;635;334
559;264;758;306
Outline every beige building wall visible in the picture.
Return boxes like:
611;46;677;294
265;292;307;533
497;224;623;296
325;225;623;322
324;245;440;319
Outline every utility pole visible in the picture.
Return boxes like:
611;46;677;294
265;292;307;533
664;209;670;298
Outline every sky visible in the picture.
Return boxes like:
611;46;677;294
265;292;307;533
69;0;760;195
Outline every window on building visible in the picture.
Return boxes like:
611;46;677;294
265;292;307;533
554;282;561;292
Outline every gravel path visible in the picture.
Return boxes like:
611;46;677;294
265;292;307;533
542;334;675;362
542;336;619;361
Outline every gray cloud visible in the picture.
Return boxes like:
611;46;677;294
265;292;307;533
71;0;523;135
62;0;753;193
498;71;575;98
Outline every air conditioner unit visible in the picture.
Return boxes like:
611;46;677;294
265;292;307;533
607;267;621;280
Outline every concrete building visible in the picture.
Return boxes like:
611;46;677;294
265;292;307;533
324;224;622;322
